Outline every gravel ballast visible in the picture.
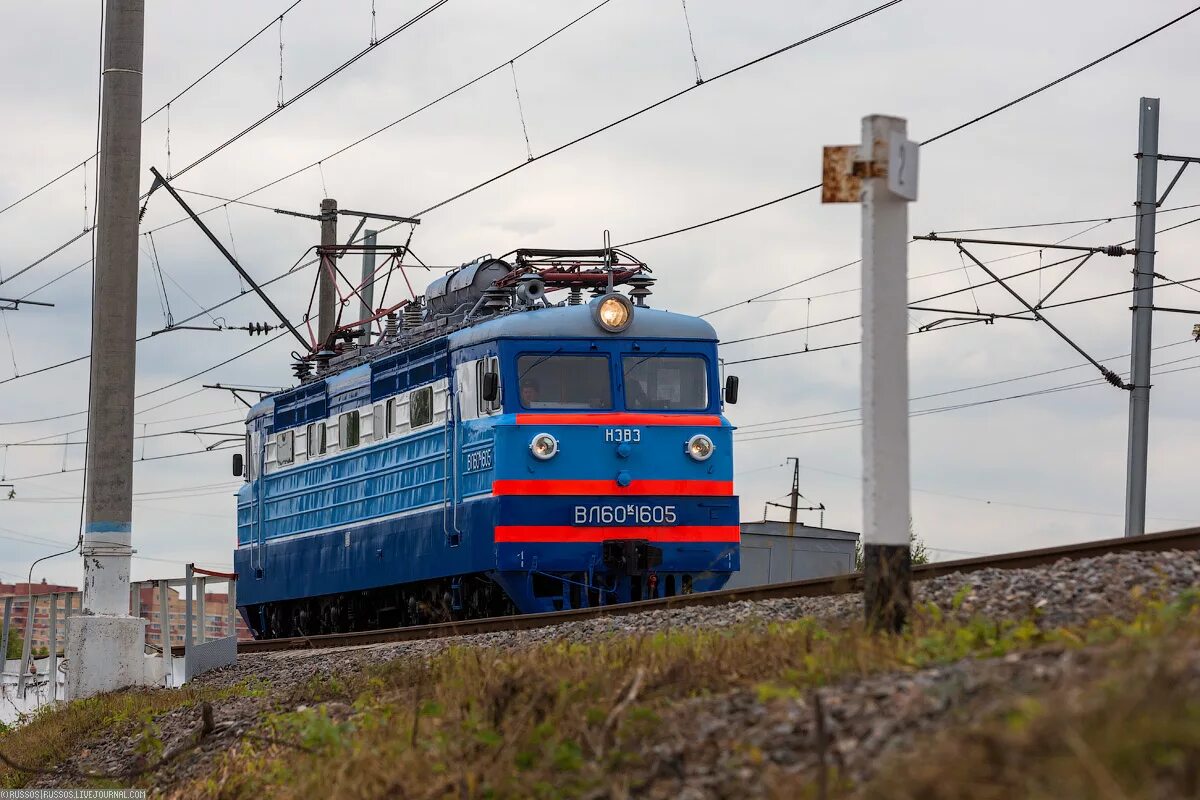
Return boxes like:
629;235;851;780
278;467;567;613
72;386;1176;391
204;548;1200;693
19;548;1200;796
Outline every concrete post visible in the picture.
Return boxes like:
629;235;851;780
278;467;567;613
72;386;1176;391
318;198;338;347
859;115;916;632
359;230;378;347
1;596;11;665
17;596;33;697
227;578;237;639
196;575;206;644
158;579;170;684
48;593;58;702
68;0;151;700
1125;98;1159;537
185;564;194;655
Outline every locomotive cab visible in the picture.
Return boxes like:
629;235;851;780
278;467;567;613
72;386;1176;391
450;297;740;612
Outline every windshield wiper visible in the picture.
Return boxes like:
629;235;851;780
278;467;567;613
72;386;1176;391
518;348;564;381
622;347;667;378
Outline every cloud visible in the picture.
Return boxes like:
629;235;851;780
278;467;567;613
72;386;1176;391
2;0;1199;586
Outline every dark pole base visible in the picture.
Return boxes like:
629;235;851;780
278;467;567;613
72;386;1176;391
863;543;912;633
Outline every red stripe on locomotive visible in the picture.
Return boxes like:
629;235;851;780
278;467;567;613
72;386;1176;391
493;525;741;543
492;479;733;496
514;412;722;427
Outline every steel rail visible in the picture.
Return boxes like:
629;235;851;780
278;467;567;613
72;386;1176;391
231;526;1200;654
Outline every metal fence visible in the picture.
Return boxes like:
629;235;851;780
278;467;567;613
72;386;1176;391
2;564;238;703
1;590;81;700
130;564;239;686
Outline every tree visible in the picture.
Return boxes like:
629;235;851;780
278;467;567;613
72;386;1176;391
854;518;930;570
5;630;22;660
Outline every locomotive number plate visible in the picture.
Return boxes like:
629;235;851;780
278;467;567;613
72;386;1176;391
603;427;641;443
573;504;678;525
464;448;493;473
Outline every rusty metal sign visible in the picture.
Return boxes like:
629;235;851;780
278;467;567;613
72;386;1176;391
821;145;861;203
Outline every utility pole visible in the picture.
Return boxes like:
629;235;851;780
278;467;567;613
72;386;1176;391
318;198;338;348
1124;98;1160;538
359;229;378;347
786;457;800;537
67;0;153;699
824;114;919;632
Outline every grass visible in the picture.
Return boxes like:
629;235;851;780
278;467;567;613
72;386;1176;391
5;587;1200;798
860;591;1200;800
0;678;268;789
179;589;1200;799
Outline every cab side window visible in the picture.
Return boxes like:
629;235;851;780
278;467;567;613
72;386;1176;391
339;411;361;449
373;405;385;441
306;422;326;457
276;430;294;465
410;386;434;428
385;398;397;435
477;357;501;415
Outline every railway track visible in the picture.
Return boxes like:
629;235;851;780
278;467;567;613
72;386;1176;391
236;526;1200;654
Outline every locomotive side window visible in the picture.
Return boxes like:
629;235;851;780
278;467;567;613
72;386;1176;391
306;422;326;457
385;398;397;435
410;386;434;428
276;430;295;465
623;355;708;411
339;411;361;449
372;405;385;441
517;354;612;409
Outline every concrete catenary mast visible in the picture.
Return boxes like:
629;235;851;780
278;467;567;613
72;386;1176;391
67;0;153;698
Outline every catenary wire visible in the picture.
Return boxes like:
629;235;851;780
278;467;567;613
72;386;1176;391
736;358;1200;442
9;0;622;309
393;0;907;223
701;214;1135;316
7;3;1200;396
736;338;1195;430
1;0;449;284
0;1;306;221
615;5;1200;250
723;272;1200;365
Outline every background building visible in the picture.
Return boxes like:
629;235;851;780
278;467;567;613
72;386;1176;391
0;579;78;654
137;585;252;646
724;521;859;590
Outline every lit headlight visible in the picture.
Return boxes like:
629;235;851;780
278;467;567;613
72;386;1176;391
685;434;715;461
530;432;559;460
592;293;633;333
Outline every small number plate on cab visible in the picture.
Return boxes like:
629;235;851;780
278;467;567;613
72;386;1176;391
603;428;641;443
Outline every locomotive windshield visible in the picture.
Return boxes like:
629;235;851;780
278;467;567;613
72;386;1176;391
517;354;613;409
623;355;708;411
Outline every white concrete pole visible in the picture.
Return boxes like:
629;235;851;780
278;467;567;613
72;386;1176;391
67;0;151;699
859;115;916;631
82;0;143;616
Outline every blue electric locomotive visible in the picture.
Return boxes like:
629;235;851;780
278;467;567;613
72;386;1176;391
233;248;741;638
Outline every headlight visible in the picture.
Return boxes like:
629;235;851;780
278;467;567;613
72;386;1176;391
530;432;559;460
685;434;715;461
592;293;633;333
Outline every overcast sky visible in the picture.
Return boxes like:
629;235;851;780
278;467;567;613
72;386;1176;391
2;0;1199;588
